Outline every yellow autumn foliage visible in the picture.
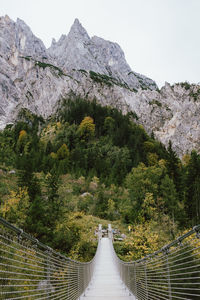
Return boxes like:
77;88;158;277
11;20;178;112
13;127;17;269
78;116;95;140
50;152;57;159
19;130;27;141
115;223;160;261
1;188;29;224
16;130;28;153
57;143;70;160
147;152;159;166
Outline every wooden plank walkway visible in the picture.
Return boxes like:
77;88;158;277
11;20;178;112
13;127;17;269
80;237;135;300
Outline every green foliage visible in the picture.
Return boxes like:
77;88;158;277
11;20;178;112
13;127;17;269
89;71;131;89
57;143;70;160
143;141;155;152
125;162;164;223
17;168;41;202
0;95;199;261
25;195;47;239
56;96;168;178
78;116;95;141
185;151;200;225
113;218;179;262
20;56;65;77
114;223;160;261
104;116;115;133
189;87;200;101
0;125;16;166
52;218;81;253
124;158;184;233
35;169;63;243
166;141;183;200
78;69;87;74
1;188;30;227
149;99;162;107
89;71;113;87
35;61;65;76
179;81;191;90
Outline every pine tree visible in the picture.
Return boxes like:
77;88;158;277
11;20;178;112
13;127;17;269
185;151;200;225
166;141;183;200
160;174;178;227
45;169;63;226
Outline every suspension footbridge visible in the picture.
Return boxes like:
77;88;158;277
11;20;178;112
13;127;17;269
80;237;135;300
0;216;200;299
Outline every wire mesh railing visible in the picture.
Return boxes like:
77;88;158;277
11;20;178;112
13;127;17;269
110;225;200;300
2;217;200;300
0;217;99;300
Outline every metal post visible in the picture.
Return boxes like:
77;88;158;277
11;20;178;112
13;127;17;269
98;224;102;240
134;262;138;300
127;265;129;290
108;224;112;239
77;264;80;299
67;261;69;300
144;262;148;300
166;254;172;300
83;268;87;296
128;265;132;296
46;248;52;299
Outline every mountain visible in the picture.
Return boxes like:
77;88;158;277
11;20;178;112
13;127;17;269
48;18;156;91
0;15;200;157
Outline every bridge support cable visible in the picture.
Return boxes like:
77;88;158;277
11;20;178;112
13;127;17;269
109;224;200;300
0;216;100;299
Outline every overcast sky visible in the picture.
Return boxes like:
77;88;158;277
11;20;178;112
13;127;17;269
1;0;200;87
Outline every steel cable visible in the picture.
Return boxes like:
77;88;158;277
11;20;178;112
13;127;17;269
110;224;200;300
0;217;99;300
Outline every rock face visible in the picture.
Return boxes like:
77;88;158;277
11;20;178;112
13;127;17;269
48;19;156;91
127;82;200;157
0;15;200;157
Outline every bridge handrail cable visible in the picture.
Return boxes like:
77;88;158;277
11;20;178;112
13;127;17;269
109;224;200;300
0;216;100;299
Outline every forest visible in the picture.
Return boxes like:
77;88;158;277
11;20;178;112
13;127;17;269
0;96;200;261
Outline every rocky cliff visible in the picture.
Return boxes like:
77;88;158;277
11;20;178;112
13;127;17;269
0;15;200;157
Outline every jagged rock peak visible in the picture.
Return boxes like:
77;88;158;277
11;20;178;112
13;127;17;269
47;18;157;90
0;15;47;58
69;18;90;39
16;18;31;30
1;15;11;22
50;38;56;47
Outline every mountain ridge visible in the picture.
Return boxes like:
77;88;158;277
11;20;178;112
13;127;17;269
0;15;200;157
47;18;157;91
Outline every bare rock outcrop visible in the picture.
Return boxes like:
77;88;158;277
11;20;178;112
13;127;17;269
0;15;200;157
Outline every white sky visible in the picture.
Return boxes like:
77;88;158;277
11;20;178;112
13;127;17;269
1;0;200;87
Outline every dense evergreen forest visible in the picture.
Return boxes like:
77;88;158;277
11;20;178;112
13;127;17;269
0;96;200;261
